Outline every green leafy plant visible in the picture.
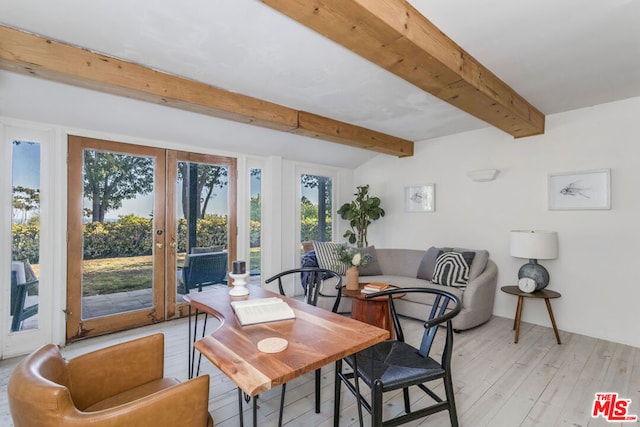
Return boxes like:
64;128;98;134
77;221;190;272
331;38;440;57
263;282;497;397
337;185;385;248
335;245;372;269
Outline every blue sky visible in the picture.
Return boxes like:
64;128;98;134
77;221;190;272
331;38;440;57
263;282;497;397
12;141;40;189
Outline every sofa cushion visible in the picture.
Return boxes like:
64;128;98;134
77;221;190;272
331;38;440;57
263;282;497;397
453;247;489;281
374;249;425;277
416;246;441;281
313;241;348;275
432;251;475;287
358;246;384;276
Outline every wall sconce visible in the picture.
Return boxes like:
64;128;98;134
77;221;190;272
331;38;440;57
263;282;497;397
467;169;499;182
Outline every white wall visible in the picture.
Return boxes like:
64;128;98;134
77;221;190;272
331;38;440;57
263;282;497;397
354;96;640;348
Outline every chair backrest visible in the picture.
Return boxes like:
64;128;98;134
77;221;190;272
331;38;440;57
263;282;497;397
8;343;76;426
368;287;461;360
11;270;18;316
265;267;343;312
190;245;224;254
184;252;228;291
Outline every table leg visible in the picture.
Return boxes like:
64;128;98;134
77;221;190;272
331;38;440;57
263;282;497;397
514;296;524;344
197;313;208;375
189;307;200;379
238;388;244;427
253;394;258;427
188;306;192;378
544;298;562;344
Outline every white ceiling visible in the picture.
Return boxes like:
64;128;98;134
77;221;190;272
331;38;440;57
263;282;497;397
1;0;639;168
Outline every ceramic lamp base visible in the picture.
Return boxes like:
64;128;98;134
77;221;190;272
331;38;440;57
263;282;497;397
229;272;250;296
518;259;550;290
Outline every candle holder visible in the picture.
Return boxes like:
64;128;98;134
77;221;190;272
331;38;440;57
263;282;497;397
228;272;250;296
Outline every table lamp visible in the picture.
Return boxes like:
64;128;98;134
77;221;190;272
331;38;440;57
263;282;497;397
510;230;558;291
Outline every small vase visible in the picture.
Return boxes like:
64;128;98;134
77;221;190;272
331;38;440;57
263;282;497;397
346;266;360;291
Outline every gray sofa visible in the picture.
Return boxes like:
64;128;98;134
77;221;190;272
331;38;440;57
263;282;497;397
316;246;498;331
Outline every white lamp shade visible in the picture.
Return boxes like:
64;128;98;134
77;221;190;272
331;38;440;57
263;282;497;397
510;230;558;260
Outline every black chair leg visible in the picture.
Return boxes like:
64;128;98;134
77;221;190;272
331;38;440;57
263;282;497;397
352;356;364;427
372;380;384;427
403;387;410;413
278;383;286;426
315;368;321;413
334;360;342;427
444;372;459;427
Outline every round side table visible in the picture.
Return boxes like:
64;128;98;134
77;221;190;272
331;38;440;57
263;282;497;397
500;285;562;344
342;284;404;339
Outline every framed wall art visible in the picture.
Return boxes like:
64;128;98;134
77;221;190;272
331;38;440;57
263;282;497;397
405;184;435;212
548;169;611;210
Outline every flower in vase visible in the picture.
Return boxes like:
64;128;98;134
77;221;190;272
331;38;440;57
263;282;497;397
336;245;371;270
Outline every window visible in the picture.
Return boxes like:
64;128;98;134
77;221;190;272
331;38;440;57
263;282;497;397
10;140;41;332
250;168;262;276
300;173;333;253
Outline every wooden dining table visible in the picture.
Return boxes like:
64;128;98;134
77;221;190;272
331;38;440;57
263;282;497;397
184;284;389;425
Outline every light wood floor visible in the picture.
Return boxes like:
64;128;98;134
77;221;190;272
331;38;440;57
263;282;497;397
1;315;638;427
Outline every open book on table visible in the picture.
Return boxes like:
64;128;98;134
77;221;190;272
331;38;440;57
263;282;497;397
230;297;296;326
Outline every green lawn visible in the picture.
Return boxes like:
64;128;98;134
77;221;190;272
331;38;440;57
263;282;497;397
80;249;262;296
81;255;156;296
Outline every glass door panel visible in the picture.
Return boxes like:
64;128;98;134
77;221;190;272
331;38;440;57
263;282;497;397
80;149;155;318
67;136;166;340
10;140;41;333
169;151;236;316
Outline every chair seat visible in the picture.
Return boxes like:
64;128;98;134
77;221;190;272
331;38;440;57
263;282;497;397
346;340;445;392
85;377;181;411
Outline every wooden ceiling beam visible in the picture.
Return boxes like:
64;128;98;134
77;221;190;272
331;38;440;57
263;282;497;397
261;0;545;138
0;24;413;157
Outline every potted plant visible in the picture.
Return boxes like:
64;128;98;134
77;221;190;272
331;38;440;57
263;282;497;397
337;185;385;248
336;245;372;290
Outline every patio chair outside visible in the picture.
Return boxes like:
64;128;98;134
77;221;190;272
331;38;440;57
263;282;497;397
178;252;228;293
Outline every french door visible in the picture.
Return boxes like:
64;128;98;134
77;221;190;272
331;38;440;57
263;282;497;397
67;136;236;341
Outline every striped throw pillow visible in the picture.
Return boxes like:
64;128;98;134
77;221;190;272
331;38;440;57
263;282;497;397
312;241;349;275
431;251;476;288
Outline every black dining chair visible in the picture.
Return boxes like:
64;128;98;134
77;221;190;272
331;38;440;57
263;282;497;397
265;267;343;426
334;287;462;427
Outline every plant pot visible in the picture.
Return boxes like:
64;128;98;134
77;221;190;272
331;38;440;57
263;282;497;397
346;266;360;291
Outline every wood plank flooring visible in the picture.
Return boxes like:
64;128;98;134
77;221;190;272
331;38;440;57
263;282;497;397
1;315;638;427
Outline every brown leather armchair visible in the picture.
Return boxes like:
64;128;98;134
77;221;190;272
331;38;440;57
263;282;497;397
8;333;213;427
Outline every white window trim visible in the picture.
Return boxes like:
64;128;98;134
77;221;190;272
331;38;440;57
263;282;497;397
1;120;59;358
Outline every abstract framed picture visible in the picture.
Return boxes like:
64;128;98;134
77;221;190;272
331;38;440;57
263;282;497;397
548;169;611;210
405;184;435;212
